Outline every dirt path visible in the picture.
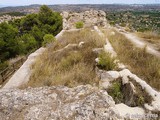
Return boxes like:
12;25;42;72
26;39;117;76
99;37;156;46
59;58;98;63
116;28;160;58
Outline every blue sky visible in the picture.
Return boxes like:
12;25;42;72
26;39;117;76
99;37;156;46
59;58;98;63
0;0;160;6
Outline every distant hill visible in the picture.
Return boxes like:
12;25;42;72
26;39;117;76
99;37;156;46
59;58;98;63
0;4;160;14
0;5;7;8
50;4;160;12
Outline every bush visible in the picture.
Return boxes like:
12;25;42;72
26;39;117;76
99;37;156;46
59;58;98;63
42;34;55;46
108;80;123;104
97;51;117;71
75;21;84;29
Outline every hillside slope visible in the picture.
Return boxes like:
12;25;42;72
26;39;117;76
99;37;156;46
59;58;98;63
1;10;160;120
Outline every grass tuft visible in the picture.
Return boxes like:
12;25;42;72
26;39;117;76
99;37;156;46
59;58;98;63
97;51;117;71
75;21;84;29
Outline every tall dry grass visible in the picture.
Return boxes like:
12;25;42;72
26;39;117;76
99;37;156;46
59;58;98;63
136;31;160;51
104;29;160;90
26;29;105;88
136;31;160;41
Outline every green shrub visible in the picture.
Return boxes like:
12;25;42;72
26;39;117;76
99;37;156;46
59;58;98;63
97;51;117;70
75;21;84;29
108;80;123;103
43;34;55;46
0;5;62;70
137;95;145;106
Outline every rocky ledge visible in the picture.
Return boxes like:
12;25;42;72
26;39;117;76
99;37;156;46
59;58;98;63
0;85;121;120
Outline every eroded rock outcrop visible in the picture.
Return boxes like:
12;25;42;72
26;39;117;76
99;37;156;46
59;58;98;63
61;10;109;30
0;85;121;120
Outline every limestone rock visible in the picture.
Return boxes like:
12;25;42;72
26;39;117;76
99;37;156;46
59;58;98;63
99;71;120;89
62;10;109;30
122;82;137;106
100;71;120;81
0;85;121;120
115;103;145;119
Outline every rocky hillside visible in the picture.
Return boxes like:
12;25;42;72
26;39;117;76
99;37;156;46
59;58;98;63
0;10;160;120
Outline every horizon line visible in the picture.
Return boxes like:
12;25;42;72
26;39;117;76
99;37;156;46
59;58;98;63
1;3;160;8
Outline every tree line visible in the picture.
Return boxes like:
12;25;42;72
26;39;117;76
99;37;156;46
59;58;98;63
0;5;62;70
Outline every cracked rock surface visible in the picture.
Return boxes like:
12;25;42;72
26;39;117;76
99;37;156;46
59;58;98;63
0;85;121;120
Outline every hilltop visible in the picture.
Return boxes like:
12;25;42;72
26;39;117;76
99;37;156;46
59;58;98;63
0;6;160;120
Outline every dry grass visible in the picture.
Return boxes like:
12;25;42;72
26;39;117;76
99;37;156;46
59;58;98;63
50;29;105;51
136;31;160;51
103;29;160;90
136;31;160;41
26;29;105;88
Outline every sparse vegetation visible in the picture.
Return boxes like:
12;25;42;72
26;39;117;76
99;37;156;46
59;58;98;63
136;31;160;50
26;29;106;87
129;77;153;107
107;77;152;107
75;21;84;29
107;79;123;104
138;95;145;106
104;29;160;90
97;51;117;71
137;31;160;40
